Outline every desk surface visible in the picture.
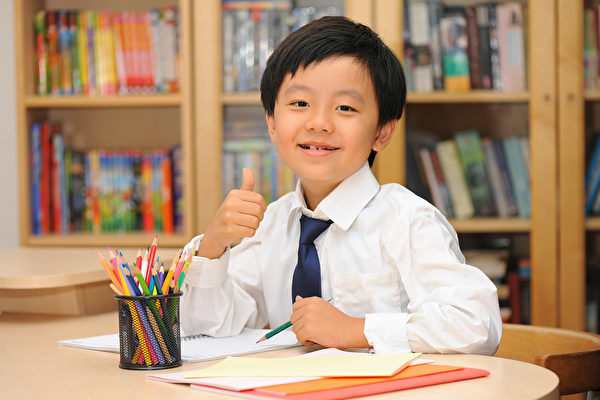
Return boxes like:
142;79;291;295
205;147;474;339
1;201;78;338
0;247;179;289
0;312;559;400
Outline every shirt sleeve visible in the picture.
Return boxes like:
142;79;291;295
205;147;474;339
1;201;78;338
364;206;503;355
180;233;268;338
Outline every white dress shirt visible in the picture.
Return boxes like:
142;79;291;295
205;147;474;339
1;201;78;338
181;163;502;355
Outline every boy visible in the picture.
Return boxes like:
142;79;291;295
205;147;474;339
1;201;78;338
181;16;502;354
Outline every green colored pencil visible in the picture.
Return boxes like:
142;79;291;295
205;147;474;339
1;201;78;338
256;321;292;343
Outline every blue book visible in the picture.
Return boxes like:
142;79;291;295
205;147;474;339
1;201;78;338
492;139;518;217
30;122;42;235
584;136;600;215
502;136;531;218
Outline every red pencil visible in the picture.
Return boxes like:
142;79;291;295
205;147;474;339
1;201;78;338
147;236;158;284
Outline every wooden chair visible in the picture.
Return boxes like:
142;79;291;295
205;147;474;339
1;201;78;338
494;323;600;396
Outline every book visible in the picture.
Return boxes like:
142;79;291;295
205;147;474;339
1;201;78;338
503;136;531;218
59;327;300;363
429;148;454;217
34;11;48;95
492;139;519;217
407;0;434;92
436;139;474;219
440;6;470;91
454;130;496;216
482;137;509;217
464;5;481;89
476;3;493;89
418;147;444;213
487;3;503;90
496;3;526;92
427;0;444;90
30;122;42;235
584;137;600;215
191;366;489;400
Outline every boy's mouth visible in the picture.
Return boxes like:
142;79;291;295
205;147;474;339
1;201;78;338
299;144;338;151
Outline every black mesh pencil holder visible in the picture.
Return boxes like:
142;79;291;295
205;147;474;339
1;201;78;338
115;292;183;370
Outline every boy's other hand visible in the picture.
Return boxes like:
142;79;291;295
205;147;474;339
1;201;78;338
198;168;267;259
290;296;370;349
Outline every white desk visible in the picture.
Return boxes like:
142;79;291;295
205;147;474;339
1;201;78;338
0;312;559;399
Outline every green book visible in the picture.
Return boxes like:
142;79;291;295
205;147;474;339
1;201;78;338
454;130;496;216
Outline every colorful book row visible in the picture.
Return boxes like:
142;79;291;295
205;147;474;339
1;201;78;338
412;130;531;219
403;0;527;92
29;121;183;235
222;138;296;204
584;6;600;91
34;7;180;97
222;1;343;93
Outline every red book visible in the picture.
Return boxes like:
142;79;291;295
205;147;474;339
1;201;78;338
41;121;51;233
161;154;174;233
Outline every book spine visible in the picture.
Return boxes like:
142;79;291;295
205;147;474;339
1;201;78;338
482;138;509;218
429;148;454;217
34;11;48;95
492;139;519;217
454;130;496;216
440;7;471;91
30;122;42;235
161;153;174;233
488;3;503;90
408;0;433;92
47;11;61;95
77;12;89;95
427;0;444;90
504;4;526;91
436;139;474;219
502;136;531;218
418;147;445;213
58;11;72;95
112;12;128;94
464;5;481;90
69;11;82;95
41;121;51;233
476;4;493;89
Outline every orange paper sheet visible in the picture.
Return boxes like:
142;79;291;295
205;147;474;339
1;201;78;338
256;364;464;395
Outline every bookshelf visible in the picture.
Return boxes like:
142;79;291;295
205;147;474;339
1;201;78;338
373;0;563;328
14;0;194;248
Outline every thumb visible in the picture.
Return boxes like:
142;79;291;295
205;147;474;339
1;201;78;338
240;168;255;191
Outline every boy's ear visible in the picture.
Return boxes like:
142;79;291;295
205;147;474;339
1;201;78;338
265;114;276;142
372;119;398;152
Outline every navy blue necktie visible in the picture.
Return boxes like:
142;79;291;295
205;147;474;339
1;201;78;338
292;215;333;302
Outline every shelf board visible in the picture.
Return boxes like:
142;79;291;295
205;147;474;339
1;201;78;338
23;94;182;108
26;232;189;248
222;92;262;105
407;90;529;104
585;91;600;101
449;217;531;233
220;90;530;105
586;217;600;231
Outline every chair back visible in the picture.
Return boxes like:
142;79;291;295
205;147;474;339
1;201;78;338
494;323;600;395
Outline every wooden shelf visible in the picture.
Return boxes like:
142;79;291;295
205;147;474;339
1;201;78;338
584;90;600;101
586;217;600;231
407;90;530;104
222;92;262;106
448;218;531;234
25;232;189;248
23;94;182;108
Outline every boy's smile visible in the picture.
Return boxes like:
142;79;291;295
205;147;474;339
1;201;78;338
266;56;396;209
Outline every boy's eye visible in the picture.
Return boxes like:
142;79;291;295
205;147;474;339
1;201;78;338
291;101;309;107
336;105;355;112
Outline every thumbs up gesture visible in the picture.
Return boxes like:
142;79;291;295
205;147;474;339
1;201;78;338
198;168;267;259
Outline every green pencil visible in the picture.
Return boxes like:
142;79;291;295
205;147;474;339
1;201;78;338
256;321;292;343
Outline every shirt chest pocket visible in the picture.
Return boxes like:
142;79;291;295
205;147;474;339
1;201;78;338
330;270;402;317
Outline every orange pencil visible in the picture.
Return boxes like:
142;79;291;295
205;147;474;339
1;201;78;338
161;248;181;294
96;248;123;293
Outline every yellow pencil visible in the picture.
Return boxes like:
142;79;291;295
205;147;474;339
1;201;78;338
96;249;123;293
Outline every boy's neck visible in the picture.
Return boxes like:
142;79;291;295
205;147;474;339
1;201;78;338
301;180;340;211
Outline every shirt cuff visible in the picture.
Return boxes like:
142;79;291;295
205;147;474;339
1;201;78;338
183;235;231;288
364;313;411;353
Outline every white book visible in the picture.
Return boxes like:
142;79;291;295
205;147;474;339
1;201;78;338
58;327;300;363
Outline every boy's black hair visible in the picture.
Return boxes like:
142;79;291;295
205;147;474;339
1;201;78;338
260;16;407;167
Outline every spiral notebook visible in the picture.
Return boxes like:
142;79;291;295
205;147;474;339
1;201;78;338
58;327;300;363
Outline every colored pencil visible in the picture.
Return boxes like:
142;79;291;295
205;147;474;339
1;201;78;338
95;248;123;293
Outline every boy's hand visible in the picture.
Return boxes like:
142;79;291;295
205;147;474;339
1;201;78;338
290;296;370;349
198;168;267;259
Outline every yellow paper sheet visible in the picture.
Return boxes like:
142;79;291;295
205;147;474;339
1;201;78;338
184;353;421;378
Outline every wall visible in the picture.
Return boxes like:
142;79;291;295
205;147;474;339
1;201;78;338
0;1;19;247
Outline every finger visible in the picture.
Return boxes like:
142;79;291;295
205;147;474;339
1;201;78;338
240;168;255;191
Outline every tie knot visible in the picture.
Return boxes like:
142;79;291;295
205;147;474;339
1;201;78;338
299;215;333;244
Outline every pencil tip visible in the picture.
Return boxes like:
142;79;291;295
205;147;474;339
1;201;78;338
256;337;265;344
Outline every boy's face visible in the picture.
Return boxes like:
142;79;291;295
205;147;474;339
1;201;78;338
266;56;396;195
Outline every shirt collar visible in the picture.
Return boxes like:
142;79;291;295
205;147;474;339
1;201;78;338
286;162;380;231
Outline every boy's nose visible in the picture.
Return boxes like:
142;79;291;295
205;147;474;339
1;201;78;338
304;109;334;133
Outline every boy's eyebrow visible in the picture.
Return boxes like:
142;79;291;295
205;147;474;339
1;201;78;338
284;84;365;102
